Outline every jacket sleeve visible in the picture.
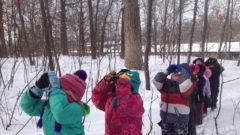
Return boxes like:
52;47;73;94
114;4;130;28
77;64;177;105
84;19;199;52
91;79;114;111
20;88;45;116
178;68;194;98
203;77;211;98
49;89;84;125
152;72;167;92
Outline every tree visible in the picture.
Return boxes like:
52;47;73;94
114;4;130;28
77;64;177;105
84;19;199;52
100;0;114;56
122;0;143;70
78;0;85;56
120;8;125;59
17;0;34;65
217;0;231;59
0;0;7;57
39;0;54;70
201;0;209;59
60;0;68;55
177;0;183;64
144;0;154;90
187;0;198;63
88;0;97;59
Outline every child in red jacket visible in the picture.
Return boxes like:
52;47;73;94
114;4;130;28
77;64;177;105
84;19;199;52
92;69;144;135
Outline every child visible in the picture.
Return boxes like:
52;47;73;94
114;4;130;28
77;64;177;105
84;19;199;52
205;57;224;110
20;70;89;135
91;69;144;135
152;63;194;135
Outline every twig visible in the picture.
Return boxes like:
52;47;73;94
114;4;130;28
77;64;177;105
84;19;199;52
223;77;240;84
15;117;32;135
6;70;42;130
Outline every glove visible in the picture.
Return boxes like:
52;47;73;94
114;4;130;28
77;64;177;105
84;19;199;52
35;72;50;89
176;64;182;72
104;71;118;84
166;64;177;74
48;71;60;89
30;86;44;98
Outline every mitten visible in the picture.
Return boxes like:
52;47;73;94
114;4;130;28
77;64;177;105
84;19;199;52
35;72;50;89
166;64;177;74
48;71;60;89
176;64;182;72
30;86;44;98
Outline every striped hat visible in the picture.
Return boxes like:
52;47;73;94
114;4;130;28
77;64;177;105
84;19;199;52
59;73;86;102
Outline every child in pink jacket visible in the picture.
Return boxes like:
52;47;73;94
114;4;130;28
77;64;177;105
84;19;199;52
92;69;144;135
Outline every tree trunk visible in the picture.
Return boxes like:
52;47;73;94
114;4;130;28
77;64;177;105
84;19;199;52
78;0;85;56
177;0;183;64
39;0;54;70
17;0;34;65
60;0;68;55
0;0;7;57
201;0;209;59
120;8;125;59
228;0;234;53
144;0;154;90
162;0;169;63
100;0;114;56
122;0;143;70
217;0;231;59
88;0;97;59
187;0;198;63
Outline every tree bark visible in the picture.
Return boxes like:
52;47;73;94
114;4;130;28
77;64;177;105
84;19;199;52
39;0;54;70
122;0;143;70
217;0;231;59
201;0;209;59
17;0;34;64
0;0;7;57
78;0;85;56
177;0;183;64
88;0;97;59
60;0;68;55
187;0;198;63
162;0;169;63
144;0;154;90
120;8;125;59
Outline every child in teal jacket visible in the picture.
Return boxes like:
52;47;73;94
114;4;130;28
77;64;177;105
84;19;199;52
20;71;89;135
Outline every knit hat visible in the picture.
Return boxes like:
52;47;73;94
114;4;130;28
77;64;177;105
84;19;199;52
74;69;87;81
193;58;204;64
119;70;141;94
60;73;86;102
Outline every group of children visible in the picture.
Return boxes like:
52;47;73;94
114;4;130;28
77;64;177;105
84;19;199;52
19;57;223;135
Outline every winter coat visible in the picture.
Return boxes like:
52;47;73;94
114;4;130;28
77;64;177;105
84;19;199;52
203;75;211;98
92;78;144;135
209;65;224;91
20;89;85;135
152;67;194;126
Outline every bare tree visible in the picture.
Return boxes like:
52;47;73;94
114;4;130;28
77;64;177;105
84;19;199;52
120;8;125;59
122;0;143;69
187;0;198;63
88;0;97;59
39;0;54;70
144;0;154;90
78;0;85;56
100;0;114;56
0;0;7;57
177;0;183;64
201;0;209;59
60;0;68;55
217;0;231;59
17;0;34;65
162;0;169;63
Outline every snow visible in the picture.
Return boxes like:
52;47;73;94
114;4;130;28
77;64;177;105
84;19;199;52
0;55;240;135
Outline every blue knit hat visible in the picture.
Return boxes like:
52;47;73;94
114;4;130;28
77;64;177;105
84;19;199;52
74;70;87;81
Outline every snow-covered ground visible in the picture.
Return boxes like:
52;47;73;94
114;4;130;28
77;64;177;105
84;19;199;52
0;55;240;135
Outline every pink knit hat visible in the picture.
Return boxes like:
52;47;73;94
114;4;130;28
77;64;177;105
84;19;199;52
59;73;86;102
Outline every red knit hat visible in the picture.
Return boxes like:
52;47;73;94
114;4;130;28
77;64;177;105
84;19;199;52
59;73;86;102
